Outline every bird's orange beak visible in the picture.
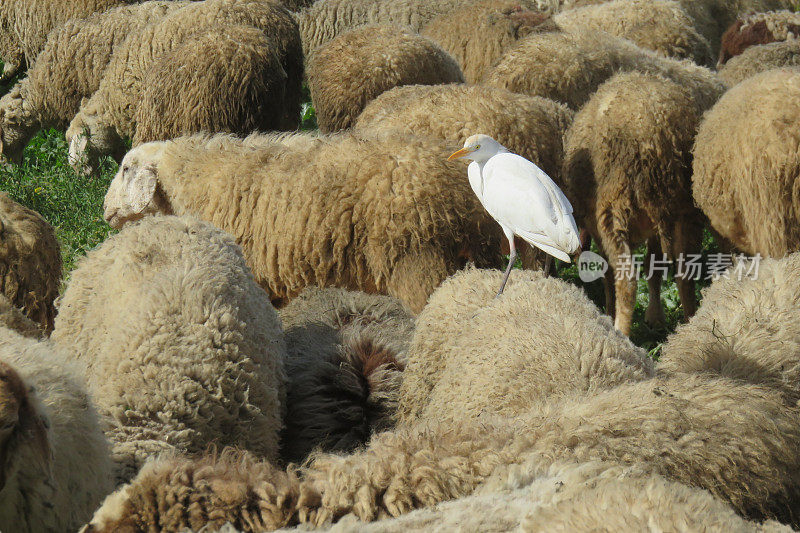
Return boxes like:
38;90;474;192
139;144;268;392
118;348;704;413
448;147;475;161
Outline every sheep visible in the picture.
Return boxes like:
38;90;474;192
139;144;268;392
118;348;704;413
0;1;189;165
51;215;287;483
0;0;130;81
312;462;793;532
102;131;504;313
397;267;653;425
659;254;800;405
483;29;725;111
718;39;800;86
354;84;573;270
306;25;463;133
0;192;61;333
65;0;303;175
420;1;556;84
279;287;414;464
553;0;714;66
81;372;800;530
692;68;800;257
561;72;706;335
0;294;43;338
296;0;495;55
0;327;114;531
718;10;800;65
132;25;295;144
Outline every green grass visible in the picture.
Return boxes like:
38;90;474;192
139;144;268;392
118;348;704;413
0;63;719;353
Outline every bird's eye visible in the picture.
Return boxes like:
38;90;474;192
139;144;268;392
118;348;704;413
475;144;480;149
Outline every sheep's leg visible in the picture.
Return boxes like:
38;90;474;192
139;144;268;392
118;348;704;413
497;237;517;297
644;237;666;327
601;227;635;335
673;219;701;321
543;254;552;278
592;238;616;317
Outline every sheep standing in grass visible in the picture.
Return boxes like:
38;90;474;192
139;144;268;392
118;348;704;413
718;10;800;65
81;372;800;530
51;215;287;482
306;25;463;133
0;192;61;333
483;29;724;111
420;1;555;83
0;1;187;165
102;132;503;312
553;0;714;66
66;0;303;174
718;39;800;85
0;328;113;531
660;253;800;406
692;68;800;257
0;0;130;81
279;287;414;463
397;268;653;424
562;72;706;335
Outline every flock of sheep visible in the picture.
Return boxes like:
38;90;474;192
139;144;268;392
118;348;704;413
0;0;800;531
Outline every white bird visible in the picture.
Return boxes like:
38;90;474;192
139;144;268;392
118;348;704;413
448;134;581;296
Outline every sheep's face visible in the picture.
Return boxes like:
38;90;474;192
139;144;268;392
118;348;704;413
67;117;125;177
0;361;51;492
104;143;169;229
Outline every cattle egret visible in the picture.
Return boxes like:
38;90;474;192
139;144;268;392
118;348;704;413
448;134;581;296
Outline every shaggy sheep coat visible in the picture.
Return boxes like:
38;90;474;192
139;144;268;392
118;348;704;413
397;267;653;424
311;462;793;532
133;24;295;144
718;39;800;86
0;0;130;80
306;25;463;133
279;287;414;463
0;192;61;332
0;328;113;532
0;294;43;338
51;215;287;483
0;1;187;164
102;132;504;313
719;10;800;65
562;72;706;335
82;373;800;530
483;29;724;111
420;1;555;83
65;0;303;174
692;68;800;257
553;0;714;66
660;254;800;406
296;0;494;54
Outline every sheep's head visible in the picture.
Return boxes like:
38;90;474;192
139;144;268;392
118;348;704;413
0;86;35;165
66;110;126;177
103;142;170;229
0;360;51;493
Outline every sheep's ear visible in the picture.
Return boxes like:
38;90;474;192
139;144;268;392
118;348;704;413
128;166;158;215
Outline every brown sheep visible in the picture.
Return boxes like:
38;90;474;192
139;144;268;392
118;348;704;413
692;68;800;257
562;72;706;335
132;25;295;144
718;39;800;86
306;25;463;133
483;28;724;111
279;287;414;464
0;294;43;338
660;253;800;406
354;83;573;269
102;131;504;313
718;10;800;66
420;1;556;83
0;192;61;332
81;373;800;530
397;267;653;425
553;0;715;66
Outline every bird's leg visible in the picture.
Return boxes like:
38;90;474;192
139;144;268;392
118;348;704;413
496;239;517;298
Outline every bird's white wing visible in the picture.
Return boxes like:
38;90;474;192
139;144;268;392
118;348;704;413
481;153;578;258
